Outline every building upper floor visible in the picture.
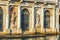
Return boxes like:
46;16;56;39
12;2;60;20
0;0;59;8
0;0;58;3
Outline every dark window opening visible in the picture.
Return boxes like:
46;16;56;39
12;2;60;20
59;15;60;31
0;7;3;31
21;9;29;32
44;10;50;28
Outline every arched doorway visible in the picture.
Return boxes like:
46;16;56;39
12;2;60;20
21;9;29;32
0;7;3;31
44;10;50;28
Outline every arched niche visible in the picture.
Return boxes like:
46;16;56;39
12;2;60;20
9;6;17;28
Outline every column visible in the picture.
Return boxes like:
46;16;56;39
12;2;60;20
56;8;59;32
4;5;10;33
17;5;22;34
52;8;56;32
40;7;44;33
29;7;35;32
6;5;9;29
50;9;53;33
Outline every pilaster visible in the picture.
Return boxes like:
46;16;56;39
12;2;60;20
40;7;45;33
17;5;22;34
56;8;59;32
52;7;56;32
3;5;10;34
29;7;35;33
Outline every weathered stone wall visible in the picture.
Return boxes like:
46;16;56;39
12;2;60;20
0;0;58;35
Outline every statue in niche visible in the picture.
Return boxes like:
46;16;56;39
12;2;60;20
13;12;17;25
35;9;40;28
10;7;17;29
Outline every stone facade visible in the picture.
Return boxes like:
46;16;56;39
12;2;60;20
0;0;59;35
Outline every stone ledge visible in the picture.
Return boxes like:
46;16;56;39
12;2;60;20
3;29;10;35
23;30;35;35
17;28;22;35
35;27;45;34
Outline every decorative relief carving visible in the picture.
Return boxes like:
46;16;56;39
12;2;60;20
9;6;17;29
35;8;41;28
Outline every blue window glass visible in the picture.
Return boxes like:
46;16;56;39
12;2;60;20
0;7;3;31
21;9;29;31
44;10;50;28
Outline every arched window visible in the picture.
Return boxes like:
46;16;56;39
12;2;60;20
21;8;29;31
59;15;60;32
44;10;50;28
0;7;3;31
